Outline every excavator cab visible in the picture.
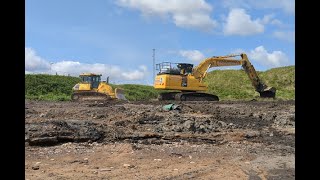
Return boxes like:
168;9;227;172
177;63;193;75
156;62;194;75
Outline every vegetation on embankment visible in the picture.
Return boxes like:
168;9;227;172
204;65;295;100
25;65;294;101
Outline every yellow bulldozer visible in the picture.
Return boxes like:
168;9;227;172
71;73;127;101
154;53;276;101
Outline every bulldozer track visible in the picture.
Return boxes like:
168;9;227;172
71;91;112;102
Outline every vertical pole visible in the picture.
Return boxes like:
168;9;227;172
50;62;54;75
152;49;155;84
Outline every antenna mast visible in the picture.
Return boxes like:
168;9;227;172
152;48;155;83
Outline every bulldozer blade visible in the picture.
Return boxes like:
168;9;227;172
115;88;127;100
259;87;276;98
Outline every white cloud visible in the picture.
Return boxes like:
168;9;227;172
254;14;283;27
116;0;217;31
259;14;274;24
273;31;295;42
25;47;148;82
249;0;295;14
270;19;283;26
221;0;250;9
179;50;205;62
248;46;290;68
25;48;51;72
122;66;148;80
223;8;264;36
222;0;295;14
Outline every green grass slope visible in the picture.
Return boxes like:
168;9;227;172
25;66;294;101
111;84;161;101
25;74;81;101
204;65;295;100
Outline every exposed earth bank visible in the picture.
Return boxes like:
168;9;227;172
25;100;295;180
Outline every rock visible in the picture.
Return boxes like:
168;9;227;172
184;120;196;131
100;168;112;171
218;121;227;127
245;131;260;138
32;165;40;170
69;159;89;164
199;125;206;133
123;164;134;168
154;159;162;161
172;125;183;132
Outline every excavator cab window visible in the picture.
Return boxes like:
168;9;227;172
156;62;182;75
177;63;193;75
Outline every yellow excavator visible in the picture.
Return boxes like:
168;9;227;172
154;53;276;101
71;73;127;101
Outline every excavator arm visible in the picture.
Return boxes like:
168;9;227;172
192;53;276;98
239;54;276;98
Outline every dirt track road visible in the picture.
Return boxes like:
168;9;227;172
25;100;295;179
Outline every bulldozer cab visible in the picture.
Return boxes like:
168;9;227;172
79;73;101;89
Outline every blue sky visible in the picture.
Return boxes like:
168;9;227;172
25;0;295;85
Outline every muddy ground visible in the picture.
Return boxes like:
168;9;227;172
25;100;295;180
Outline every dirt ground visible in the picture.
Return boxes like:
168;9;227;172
25;99;295;180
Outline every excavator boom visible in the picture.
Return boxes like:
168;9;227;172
192;53;276;98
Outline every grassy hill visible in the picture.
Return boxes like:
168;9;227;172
25;65;294;101
25;74;81;101
204;65;295;100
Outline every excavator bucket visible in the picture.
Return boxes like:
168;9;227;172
259;87;276;98
115;88;127;100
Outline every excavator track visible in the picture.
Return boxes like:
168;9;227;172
158;92;219;101
71;91;112;102
158;92;180;101
175;92;219;101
